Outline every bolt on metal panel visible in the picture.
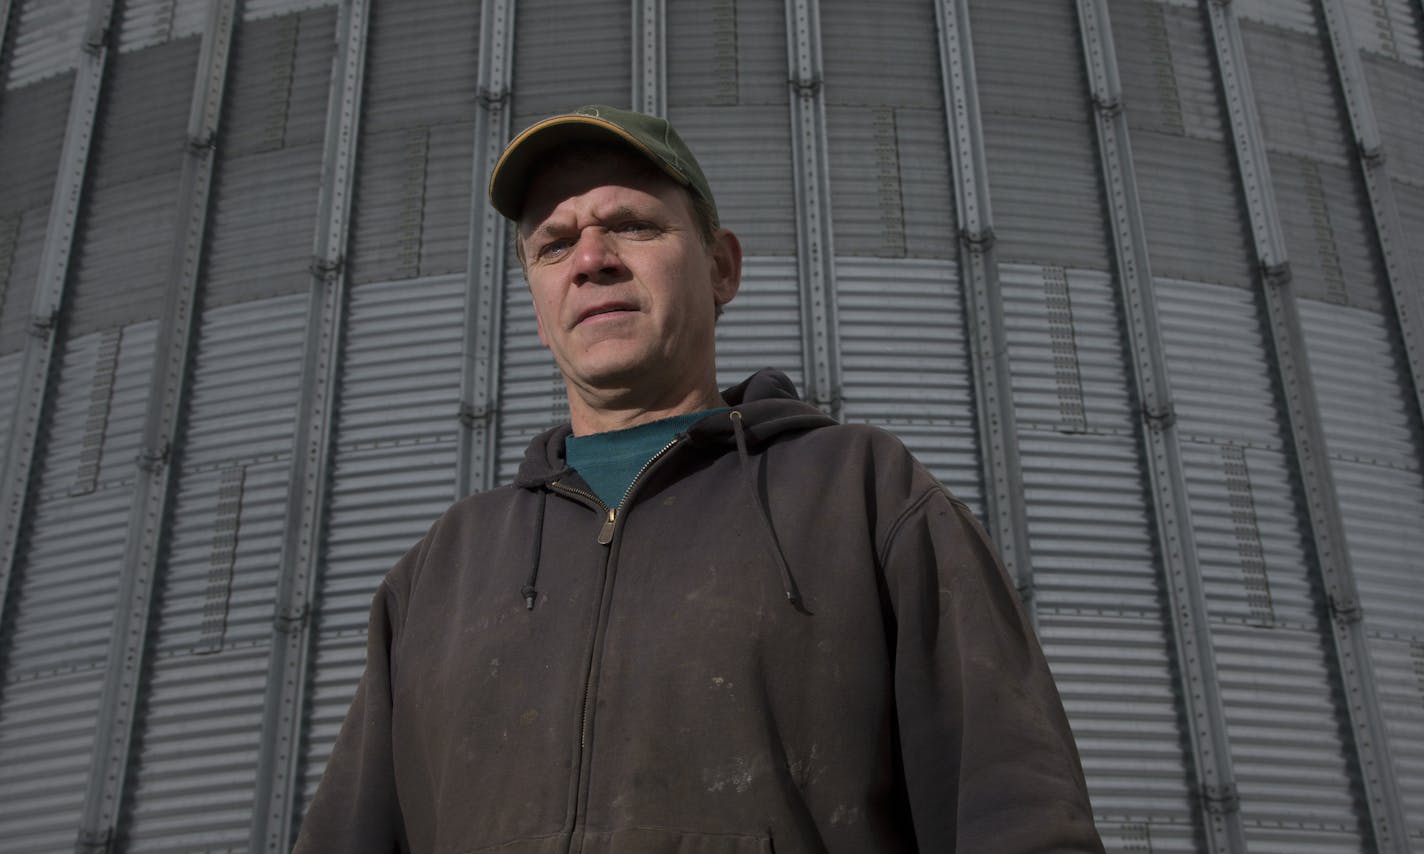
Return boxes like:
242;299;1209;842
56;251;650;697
457;0;515;499
1075;0;1247;849
250;0;367;849
1205;1;1410;849
931;0;1034;608
784;0;842;422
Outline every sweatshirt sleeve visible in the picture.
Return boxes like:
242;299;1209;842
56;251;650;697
292;579;408;854
881;487;1104;853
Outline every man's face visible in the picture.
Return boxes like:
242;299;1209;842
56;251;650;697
517;149;739;408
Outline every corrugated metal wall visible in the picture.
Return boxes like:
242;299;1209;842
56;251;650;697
0;0;1420;851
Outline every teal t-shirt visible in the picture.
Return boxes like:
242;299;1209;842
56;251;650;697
564;408;727;508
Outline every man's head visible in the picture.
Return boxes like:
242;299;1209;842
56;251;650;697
489;106;741;433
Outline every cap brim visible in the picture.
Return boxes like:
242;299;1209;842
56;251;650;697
488;114;689;222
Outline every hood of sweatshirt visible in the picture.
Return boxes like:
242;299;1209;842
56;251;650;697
512;368;837;489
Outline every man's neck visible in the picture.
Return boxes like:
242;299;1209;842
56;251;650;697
566;383;726;436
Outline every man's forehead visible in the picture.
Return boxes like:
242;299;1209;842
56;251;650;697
519;149;685;229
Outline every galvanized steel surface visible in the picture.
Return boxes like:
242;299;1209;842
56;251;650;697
0;1;1421;852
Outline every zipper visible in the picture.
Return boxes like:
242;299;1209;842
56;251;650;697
552;435;683;546
550;434;685;853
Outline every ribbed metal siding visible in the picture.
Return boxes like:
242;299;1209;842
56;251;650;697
347;0;478;284
65;37;198;338
0;320;154;852
837;258;981;512
202;9;334;308
0;72;71;354
0;1;1420;851
299;273;466;807
118;295;308;850
4;0;84;89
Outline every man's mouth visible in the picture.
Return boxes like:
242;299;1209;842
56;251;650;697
576;303;638;325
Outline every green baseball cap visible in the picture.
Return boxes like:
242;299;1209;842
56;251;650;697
489;104;719;226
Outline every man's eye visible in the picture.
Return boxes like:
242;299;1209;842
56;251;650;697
614;221;657;236
537;239;572;258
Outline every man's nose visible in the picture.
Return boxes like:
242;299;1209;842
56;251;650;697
571;230;625;285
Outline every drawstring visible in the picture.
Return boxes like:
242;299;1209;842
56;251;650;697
522;490;548;610
730;411;807;612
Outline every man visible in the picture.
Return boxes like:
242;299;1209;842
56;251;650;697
294;105;1104;853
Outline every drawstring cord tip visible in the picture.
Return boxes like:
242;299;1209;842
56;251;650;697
522;585;537;610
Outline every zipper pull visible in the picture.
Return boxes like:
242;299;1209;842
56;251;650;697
597;508;616;545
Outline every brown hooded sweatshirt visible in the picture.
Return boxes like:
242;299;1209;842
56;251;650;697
294;369;1104;853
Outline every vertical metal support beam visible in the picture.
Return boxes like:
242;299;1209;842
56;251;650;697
1075;1;1245;848
784;0;841;420
931;0;1035;606
1317;1;1416;848
0;0;111;675
250;1;368;849
1204;3;1408;851
632;0;665;117
75;1;239;850
456;0;516;499
1318;0;1424;449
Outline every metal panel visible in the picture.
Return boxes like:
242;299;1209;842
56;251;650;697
714;255;805;395
1000;265;1134;431
497;263;565;484
116;0;207;52
203;146;324;306
0;73;73;212
1298;300;1418;470
89;36;199;188
665;0;738;106
0;671;105;851
836;257;980;512
967;0;1091;122
1130;131;1256;287
347;0;478;285
1241;20;1354;164
1156;279;1281;446
218;8;335;158
182;295;309;468
67;172;182;336
243;0;335;22
1369;637;1424;845
0;352;17;464
510;0;628;131
1233;0;1317;35
0;206;47;355
4;0;84;89
1038;614;1207;853
358;0;478;134
1017;429;1161;616
820;0;941;108
1344;0;1424;65
666;104;797;256
121;644;273;852
980;115;1110;269
1270;153;1389;311
1214;625;1368;853
336;276;464;448
1361;54;1424;183
825;105;956;260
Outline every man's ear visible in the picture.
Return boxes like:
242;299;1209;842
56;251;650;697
709;228;742;306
